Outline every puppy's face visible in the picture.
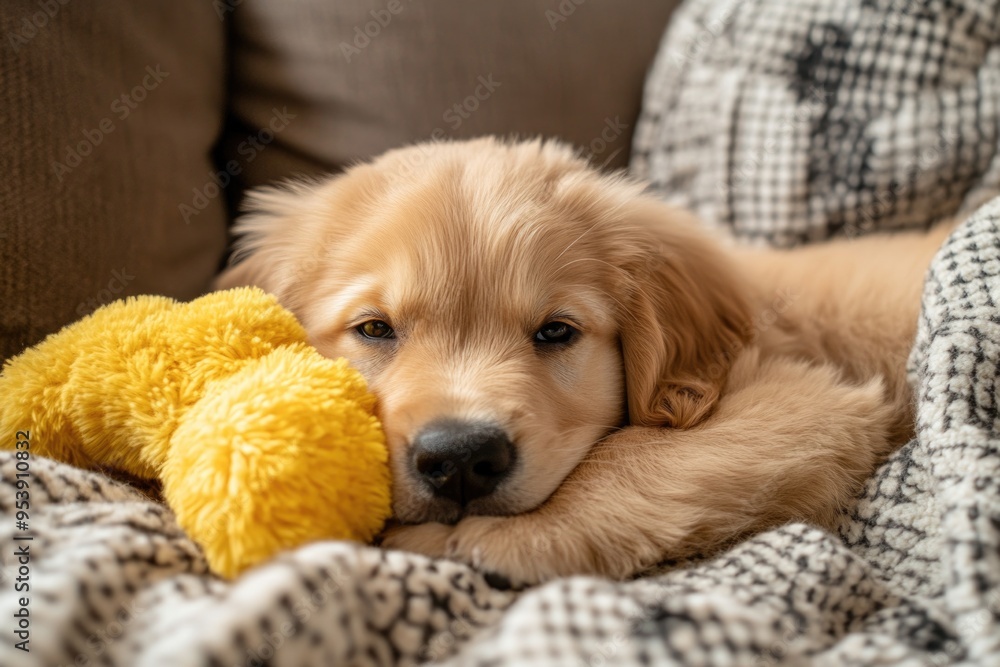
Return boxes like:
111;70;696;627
306;203;627;523
218;139;750;524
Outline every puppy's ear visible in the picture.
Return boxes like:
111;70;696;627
618;199;752;428
214;179;340;306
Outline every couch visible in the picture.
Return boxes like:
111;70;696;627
0;0;678;360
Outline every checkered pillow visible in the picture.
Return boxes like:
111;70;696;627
631;0;1000;246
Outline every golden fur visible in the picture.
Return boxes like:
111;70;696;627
216;138;953;584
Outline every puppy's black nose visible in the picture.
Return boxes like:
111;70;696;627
411;420;515;505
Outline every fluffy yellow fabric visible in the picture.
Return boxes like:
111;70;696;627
0;287;391;578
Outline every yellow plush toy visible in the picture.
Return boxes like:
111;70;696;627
0;287;391;578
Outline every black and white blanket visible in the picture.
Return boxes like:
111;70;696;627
1;205;998;666
2;1;999;665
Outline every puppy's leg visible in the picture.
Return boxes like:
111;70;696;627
384;352;898;584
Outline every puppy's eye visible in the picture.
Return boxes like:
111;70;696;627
357;319;395;340
534;321;576;345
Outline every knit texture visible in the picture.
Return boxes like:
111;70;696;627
631;0;1000;246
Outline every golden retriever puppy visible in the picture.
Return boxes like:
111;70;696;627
216;138;953;585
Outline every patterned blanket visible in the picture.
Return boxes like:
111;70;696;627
3;1;1000;665
0;204;998;667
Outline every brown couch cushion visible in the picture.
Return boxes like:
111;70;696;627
1;2;678;361
0;2;227;360
220;0;680;197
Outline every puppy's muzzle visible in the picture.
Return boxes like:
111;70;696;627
410;419;515;506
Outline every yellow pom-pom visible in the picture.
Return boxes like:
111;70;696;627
163;345;391;578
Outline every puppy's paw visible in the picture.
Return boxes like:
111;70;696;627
384;515;569;587
381;522;453;558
